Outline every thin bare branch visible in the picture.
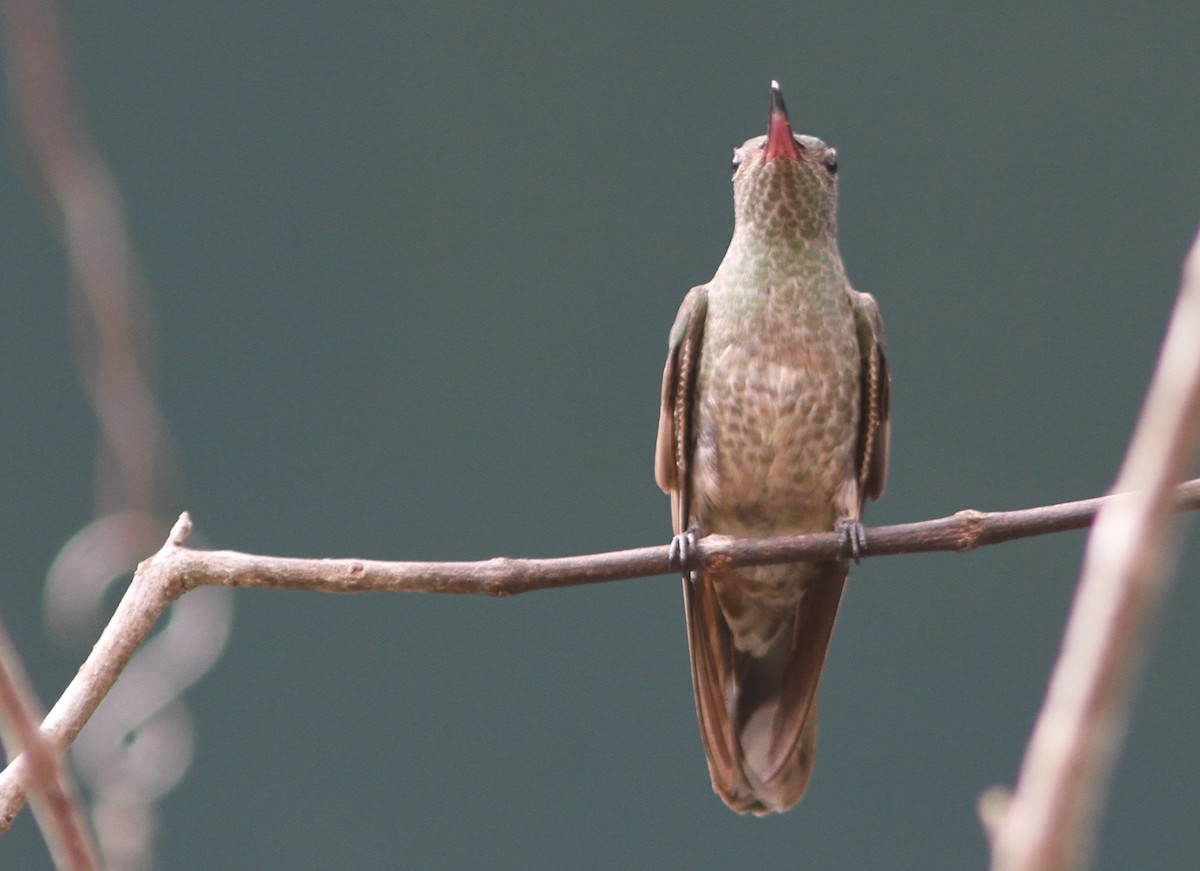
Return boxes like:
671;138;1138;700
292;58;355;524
989;228;1200;871
0;480;1198;833
0;617;99;870
0;565;173;835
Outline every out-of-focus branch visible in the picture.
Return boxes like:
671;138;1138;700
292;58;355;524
2;2;234;868
2;0;176;515
0;617;99;871
987;228;1200;871
1;480;1199;834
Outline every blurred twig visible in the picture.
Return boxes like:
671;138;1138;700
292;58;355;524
2;0;177;515
986;228;1200;871
2;1;232;868
0;479;1198;833
0;617;99;871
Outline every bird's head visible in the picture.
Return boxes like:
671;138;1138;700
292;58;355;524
730;81;839;241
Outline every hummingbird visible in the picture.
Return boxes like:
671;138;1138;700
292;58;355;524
655;81;890;814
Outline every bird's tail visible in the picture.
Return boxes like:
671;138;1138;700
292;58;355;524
684;560;848;814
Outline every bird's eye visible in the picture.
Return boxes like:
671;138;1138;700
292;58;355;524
731;150;743;177
822;149;838;176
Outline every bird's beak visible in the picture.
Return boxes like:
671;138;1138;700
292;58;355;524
764;80;801;162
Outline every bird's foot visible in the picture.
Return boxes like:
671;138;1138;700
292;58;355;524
668;530;698;579
837;518;867;563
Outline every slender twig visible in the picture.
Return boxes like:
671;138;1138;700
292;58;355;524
988;229;1200;871
0;618;99;870
0;481;1198;834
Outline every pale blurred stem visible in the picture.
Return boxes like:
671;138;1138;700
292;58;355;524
987;228;1200;871
0;618;100;870
2;0;177;517
0;482;1199;833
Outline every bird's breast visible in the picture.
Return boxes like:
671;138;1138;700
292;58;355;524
692;289;860;536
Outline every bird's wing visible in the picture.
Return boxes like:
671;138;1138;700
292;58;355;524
654;285;708;534
655;287;748;802
850;289;890;503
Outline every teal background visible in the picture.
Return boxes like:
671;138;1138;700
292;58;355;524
4;2;1199;868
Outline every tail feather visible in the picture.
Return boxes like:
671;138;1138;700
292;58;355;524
684;560;848;814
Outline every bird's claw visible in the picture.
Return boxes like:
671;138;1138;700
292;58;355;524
837;518;867;563
668;530;698;579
